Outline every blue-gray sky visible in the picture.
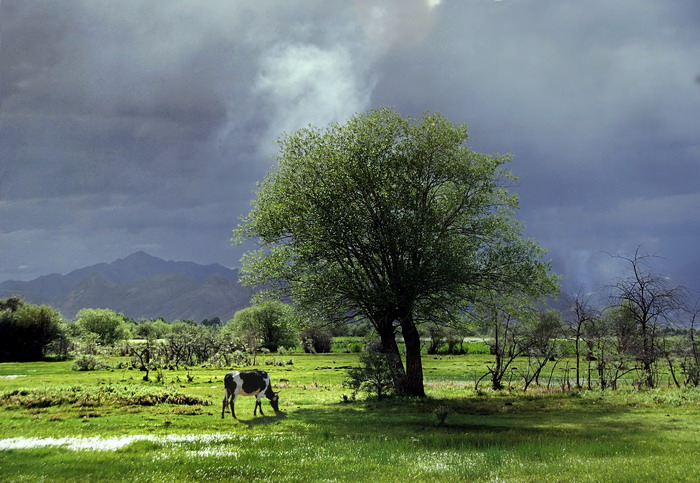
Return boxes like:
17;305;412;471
1;0;699;295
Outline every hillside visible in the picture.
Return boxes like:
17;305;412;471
0;252;252;321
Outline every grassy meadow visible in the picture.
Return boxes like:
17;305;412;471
1;350;700;482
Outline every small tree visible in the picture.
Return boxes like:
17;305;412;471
74;308;131;346
608;249;687;388
300;327;333;353
426;324;446;355
566;290;600;389
0;298;65;361
345;352;395;399
478;299;533;391
521;309;564;391
680;300;700;386
586;307;639;390
129;337;158;381
228;301;296;352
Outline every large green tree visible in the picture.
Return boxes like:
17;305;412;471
0;297;65;361
236;108;557;396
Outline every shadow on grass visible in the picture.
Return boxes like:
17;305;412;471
235;411;288;428
284;394;667;455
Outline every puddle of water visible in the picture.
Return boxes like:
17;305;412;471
0;433;234;452
0;375;27;379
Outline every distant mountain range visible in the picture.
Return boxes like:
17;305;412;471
0;252;253;321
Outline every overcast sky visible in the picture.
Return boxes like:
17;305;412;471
2;0;699;295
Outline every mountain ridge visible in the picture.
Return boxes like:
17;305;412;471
0;252;252;321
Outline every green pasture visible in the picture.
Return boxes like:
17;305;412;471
1;352;700;482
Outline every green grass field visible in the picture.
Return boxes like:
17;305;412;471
1;352;700;482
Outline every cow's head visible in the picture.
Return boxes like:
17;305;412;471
270;390;281;412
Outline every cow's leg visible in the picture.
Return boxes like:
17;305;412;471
255;394;265;416
230;393;237;419
221;389;229;419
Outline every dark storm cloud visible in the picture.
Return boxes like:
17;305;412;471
1;0;699;295
370;0;700;291
0;0;377;279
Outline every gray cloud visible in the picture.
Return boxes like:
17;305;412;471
1;0;699;296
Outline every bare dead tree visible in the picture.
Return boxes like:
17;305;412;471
129;337;156;381
520;309;564;392
680;299;700;386
477;305;532;391
608;248;688;388
566;289;600;389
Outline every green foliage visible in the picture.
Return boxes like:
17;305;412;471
345;352;395;399
134;319;171;339
462;341;490;354
433;405;451;426
0;297;65;361
235;107;558;396
71;353;111;371
227;301;297;352
74;308;131;345
0;385;210;409
237;107;556;318
300;327;333;353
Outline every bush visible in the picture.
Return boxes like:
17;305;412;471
365;339;383;353
71;353;112;371
0;298;66;361
300;327;333;353
345;352;395;399
230;350;252;366
228;301;297;352
0;385;211;408
333;340;364;353
74;308;131;346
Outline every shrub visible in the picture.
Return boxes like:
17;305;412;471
74;308;131;345
230;350;252;366
0;386;211;408
433;405;451;426
0;298;65;362
365;339;383;353
227;301;297;352
345;352;395;399
300;327;333;353
71;353;111;371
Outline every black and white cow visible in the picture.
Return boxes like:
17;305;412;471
221;370;280;419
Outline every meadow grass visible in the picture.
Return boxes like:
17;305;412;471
1;352;699;481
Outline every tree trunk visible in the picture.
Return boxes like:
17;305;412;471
398;314;426;397
575;336;581;389
377;324;406;391
641;318;655;388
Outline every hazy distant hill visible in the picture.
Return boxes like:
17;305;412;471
0;252;253;321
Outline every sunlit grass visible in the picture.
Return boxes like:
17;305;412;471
1;352;700;481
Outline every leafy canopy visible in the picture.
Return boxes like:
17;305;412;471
74;308;131;345
0;297;65;361
236;107;557;326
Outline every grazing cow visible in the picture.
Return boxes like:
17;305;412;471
221;370;280;419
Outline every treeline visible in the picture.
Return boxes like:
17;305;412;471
3;249;698;392
469;250;700;392
0;298;347;372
